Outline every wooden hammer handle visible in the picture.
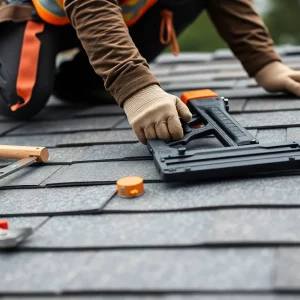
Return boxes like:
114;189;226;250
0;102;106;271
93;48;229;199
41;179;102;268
0;145;49;162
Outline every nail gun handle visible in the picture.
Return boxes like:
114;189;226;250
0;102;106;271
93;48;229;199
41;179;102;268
206;106;256;145
0;145;49;162
181;90;257;146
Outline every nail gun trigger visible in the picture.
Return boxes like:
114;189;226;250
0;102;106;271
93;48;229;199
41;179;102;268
168;126;211;147
180;119;192;134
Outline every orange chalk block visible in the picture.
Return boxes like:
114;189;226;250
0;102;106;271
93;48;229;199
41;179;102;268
117;176;144;198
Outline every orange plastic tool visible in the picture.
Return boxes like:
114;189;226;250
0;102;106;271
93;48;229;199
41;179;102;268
181;89;219;104
117;176;144;198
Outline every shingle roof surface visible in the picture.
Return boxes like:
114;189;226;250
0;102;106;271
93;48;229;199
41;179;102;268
1;46;300;299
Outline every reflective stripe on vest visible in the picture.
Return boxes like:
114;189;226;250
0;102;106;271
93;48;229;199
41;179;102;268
121;0;157;26
31;0;69;25
31;0;157;26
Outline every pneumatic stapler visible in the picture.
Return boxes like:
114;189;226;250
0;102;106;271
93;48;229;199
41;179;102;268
148;89;300;182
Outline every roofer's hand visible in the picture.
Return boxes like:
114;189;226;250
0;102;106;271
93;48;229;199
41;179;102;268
255;61;300;97
123;85;192;144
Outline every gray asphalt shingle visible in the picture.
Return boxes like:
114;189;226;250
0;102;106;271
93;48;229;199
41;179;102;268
0;186;115;215
114;118;131;129
0;159;11;167
213;70;248;80
158;73;215;84
173;62;242;74
44;161;159;185
274;249;300;290
214;88;283;99
25;210;300;248
287;128;300;142
244;98;300;112
8;117;124;135
0;134;66;147
66;249;274;291
83;143;151;160
74;105;124;117
0;252;92;293
228;99;246;112
0;165;62;188
105;177;300;211
234;78;258;88
47;147;88;163
58;130;138;146
2;49;300;299
234;111;300;128
256;129;287;143
213;49;235;60
163;80;237;92
0;122;22;135
153;52;213;64
5;217;48;229
31;106;81;121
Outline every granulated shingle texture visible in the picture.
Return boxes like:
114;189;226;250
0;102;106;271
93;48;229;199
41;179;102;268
105;177;300;211
8;117;124;135
0;122;22;135
58;130;138;146
1;186;115;215
25;209;300;248
0;165;62;188
44;161;159;185
1;47;300;299
66;249;274;291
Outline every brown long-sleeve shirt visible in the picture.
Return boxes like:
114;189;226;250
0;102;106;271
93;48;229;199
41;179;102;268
65;0;281;105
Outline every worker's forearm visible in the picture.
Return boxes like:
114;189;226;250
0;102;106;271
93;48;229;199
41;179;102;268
64;0;159;105
206;0;281;77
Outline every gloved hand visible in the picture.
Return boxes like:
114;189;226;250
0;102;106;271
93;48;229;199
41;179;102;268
123;84;192;144
255;61;300;96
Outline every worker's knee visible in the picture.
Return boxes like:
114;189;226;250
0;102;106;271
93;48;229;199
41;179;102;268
0;21;58;120
0;84;52;120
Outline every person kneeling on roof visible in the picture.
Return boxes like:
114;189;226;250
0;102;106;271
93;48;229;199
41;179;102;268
0;0;300;144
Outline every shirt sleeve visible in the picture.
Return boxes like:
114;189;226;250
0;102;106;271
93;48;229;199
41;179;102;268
64;0;160;105
206;0;282;76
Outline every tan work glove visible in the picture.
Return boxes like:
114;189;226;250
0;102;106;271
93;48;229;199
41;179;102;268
255;61;300;96
123;84;192;144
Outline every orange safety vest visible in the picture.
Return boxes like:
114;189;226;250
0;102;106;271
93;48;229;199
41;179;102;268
32;0;68;26
121;0;157;26
31;0;158;26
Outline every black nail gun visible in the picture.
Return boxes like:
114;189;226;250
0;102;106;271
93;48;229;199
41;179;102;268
148;89;300;182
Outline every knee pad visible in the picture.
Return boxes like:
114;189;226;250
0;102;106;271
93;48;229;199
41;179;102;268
0;83;52;121
0;21;56;120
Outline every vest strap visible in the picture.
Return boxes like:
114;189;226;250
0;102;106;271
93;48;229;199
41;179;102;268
160;9;180;56
11;21;45;112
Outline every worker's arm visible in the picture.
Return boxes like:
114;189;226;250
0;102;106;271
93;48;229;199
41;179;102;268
64;0;158;105
207;0;300;96
206;0;280;77
64;0;191;144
